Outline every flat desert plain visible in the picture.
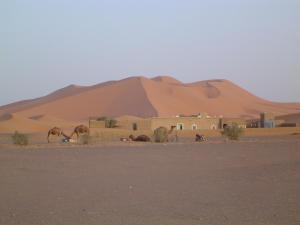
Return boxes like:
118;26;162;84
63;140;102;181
0;135;300;225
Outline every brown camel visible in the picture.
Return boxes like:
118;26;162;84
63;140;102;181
153;125;178;142
168;125;178;142
168;125;176;134
47;127;70;143
70;125;90;139
129;134;151;142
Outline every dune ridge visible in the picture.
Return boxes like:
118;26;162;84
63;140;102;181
0;76;300;122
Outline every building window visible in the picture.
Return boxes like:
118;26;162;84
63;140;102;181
211;124;217;130
192;124;197;130
132;123;138;131
177;123;184;130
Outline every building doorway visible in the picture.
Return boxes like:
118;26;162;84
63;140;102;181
177;123;184;130
132;123;138;131
192;124;197;130
211;124;217;130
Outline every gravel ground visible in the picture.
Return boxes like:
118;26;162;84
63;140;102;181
0;136;300;225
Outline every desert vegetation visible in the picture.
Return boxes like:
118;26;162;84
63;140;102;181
11;131;29;146
153;127;168;142
222;123;244;140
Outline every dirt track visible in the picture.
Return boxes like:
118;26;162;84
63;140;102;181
0;136;300;225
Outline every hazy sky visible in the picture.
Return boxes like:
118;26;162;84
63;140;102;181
1;0;299;106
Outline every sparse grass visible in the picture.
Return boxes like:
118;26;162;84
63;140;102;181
222;123;244;140
12;131;29;146
153;127;168;143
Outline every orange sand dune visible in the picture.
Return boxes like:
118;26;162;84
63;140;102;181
0;76;299;121
151;75;182;85
116;115;143;121
141;78;300;118
276;112;300;124
29;114;77;128
0;113;78;134
2;77;157;121
0;80;118;114
0;113;49;133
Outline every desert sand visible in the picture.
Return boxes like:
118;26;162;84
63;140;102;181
0;135;299;225
0;113;78;134
0;75;299;225
276;112;300;124
1;76;300;121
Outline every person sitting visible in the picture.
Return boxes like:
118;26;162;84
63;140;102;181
195;134;207;142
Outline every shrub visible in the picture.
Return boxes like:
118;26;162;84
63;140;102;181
222;123;244;140
79;134;92;145
12;131;29;146
105;119;117;128
153;127;168;143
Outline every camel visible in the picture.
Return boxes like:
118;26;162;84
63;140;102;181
47;127;70;143
70;125;90;139
129;134;151;142
153;125;178;142
168;125;178;142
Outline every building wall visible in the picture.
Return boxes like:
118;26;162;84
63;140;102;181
260;112;276;128
89;120;106;128
261;112;275;121
118;119;152;131
90;116;247;131
150;117;220;131
221;118;247;129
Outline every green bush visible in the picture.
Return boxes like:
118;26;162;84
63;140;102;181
79;134;92;145
222;123;244;140
105;119;117;128
12;131;29;146
153;127;168;143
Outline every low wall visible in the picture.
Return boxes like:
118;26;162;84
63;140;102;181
244;127;300;136
89;120;105;128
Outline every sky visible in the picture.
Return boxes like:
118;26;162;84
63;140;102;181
0;0;299;106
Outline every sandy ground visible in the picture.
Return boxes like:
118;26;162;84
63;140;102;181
0;135;300;225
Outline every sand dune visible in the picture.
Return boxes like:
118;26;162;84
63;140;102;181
0;76;299;121
141;78;300;118
0;113;49;133
151;75;182;85
1;77;157;121
29;114;77;128
276;112;300;124
116;115;144;121
0;113;78;134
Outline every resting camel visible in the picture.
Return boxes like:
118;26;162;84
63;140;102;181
129;134;151;142
70;125;90;139
47;127;70;143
